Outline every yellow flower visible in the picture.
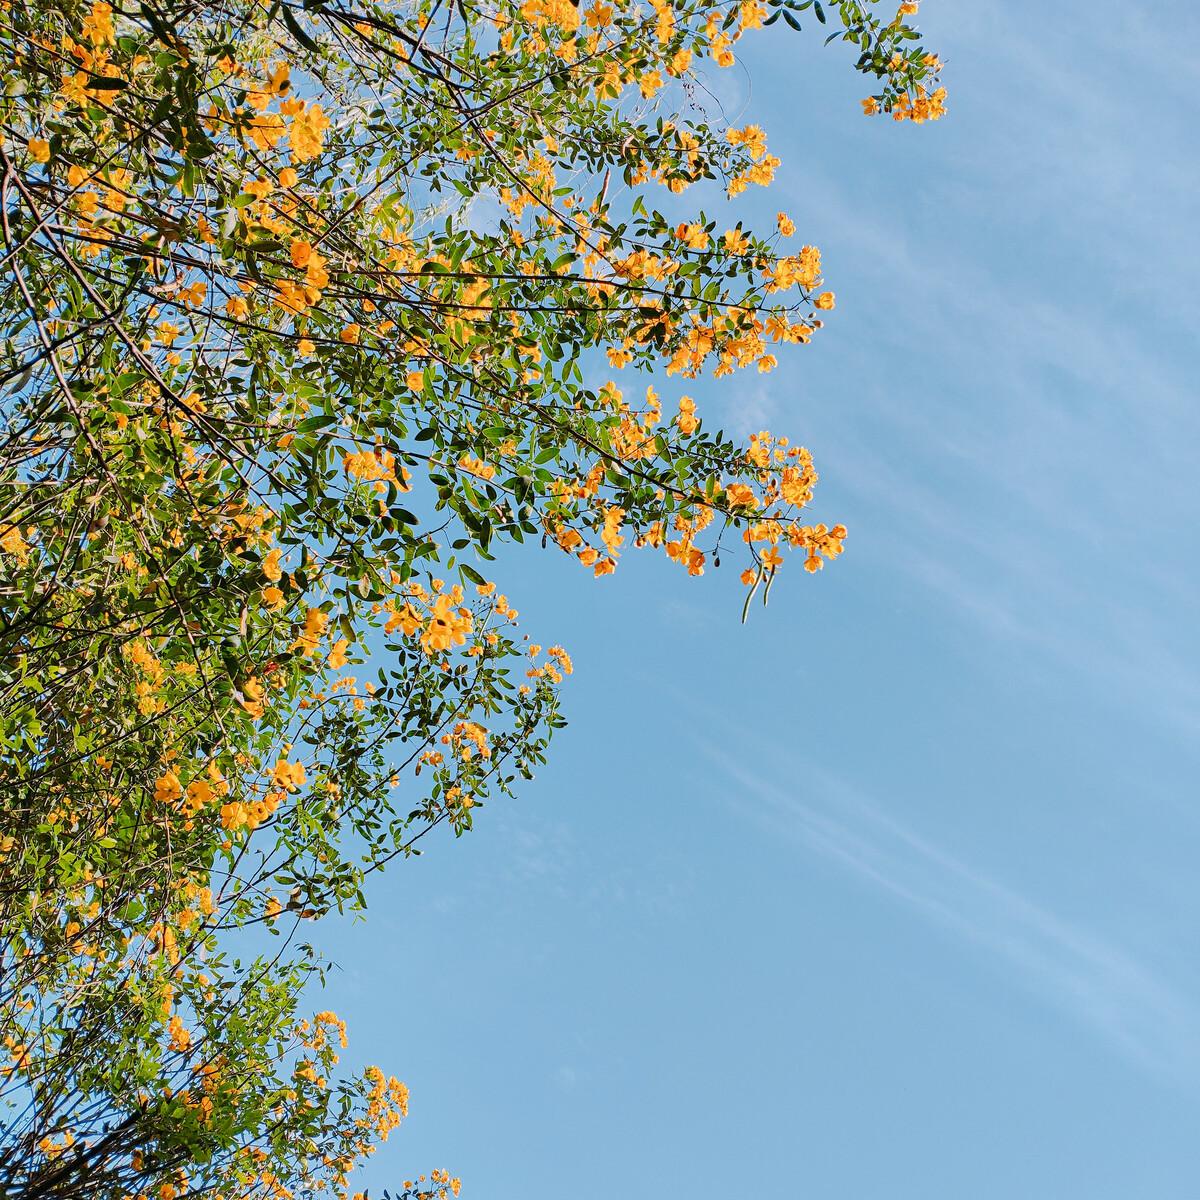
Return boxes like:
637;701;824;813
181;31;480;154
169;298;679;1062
814;291;835;310
248;112;285;150
420;593;473;654
723;229;749;256
184;779;213;813
265;61;290;97
668;47;692;76
179;281;206;309
154;772;183;805
639;70;663;99
0;525;30;563
292;606;328;655
584;2;612;27
739;0;767;30
340;323;361;344
327;638;350;669
677;396;698;435
675;222;708;250
27;138;50;163
600;505;625;553
272;758;307;791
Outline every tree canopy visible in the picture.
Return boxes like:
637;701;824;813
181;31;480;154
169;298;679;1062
0;0;943;1196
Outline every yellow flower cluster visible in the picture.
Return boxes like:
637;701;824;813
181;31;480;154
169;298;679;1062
422;591;474;654
272;758;307;792
457;455;496;481
360;1065;410;1141
0;524;30;563
725;124;780;195
305;1009;350;1051
125;638;168;716
429;1169;464;1198
765;245;822;292
287;102;330;161
891;84;948;124
167;1014;191;1053
293;606;329;656
677;395;698;434
445;721;491;762
344;445;411;492
219;786;281;833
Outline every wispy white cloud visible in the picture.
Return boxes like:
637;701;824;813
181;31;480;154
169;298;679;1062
752;0;1200;741
717;378;779;438
701;742;1200;1079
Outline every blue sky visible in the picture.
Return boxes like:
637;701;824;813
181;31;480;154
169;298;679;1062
325;2;1200;1195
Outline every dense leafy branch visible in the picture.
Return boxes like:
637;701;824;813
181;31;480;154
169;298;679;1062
0;0;942;1196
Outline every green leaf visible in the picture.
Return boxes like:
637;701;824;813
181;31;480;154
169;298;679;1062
280;3;323;52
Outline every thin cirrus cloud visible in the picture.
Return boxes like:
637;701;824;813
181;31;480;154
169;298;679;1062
754;51;1200;736
701;741;1200;1080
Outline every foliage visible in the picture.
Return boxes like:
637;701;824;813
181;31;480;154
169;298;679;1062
0;0;943;1196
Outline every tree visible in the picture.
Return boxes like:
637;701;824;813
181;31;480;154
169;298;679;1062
0;0;944;1196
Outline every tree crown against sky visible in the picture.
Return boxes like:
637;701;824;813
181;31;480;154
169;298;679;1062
0;1;942;1196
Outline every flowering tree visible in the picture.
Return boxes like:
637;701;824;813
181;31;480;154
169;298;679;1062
0;0;943;1196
